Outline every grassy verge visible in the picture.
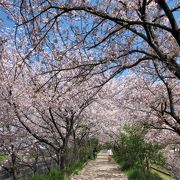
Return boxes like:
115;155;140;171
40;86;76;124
151;169;175;180
67;157;90;176
115;157;175;180
113;153;163;180
151;165;170;175
151;165;176;180
31;169;66;180
126;168;163;180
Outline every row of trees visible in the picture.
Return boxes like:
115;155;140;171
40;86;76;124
0;33;179;177
0;0;179;178
1;0;179;135
0;36;179;178
0;35;101;178
1;0;179;137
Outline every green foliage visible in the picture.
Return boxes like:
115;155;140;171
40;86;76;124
114;124;165;179
31;169;65;180
88;138;101;152
102;142;113;149
0;152;6;161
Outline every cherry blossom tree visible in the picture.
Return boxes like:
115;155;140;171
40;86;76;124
88;68;179;140
0;1;179;177
0;27;102;176
1;1;179;139
11;68;101;170
0;31;42;179
120;72;179;135
1;0;179;81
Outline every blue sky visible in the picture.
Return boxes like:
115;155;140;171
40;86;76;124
0;9;15;28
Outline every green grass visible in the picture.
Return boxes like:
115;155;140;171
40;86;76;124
114;157;176;180
124;168;163;180
152;165;169;174
31;169;66;180
151;164;176;180
151;169;176;180
67;157;89;176
113;154;163;180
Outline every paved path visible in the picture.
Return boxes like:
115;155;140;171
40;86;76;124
69;150;127;180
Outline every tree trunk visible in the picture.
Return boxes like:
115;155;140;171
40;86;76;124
60;154;65;170
11;152;17;180
144;157;150;180
73;131;78;161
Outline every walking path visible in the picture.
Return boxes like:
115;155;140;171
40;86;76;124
69;150;128;180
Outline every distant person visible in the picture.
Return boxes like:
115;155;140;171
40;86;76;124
107;149;113;162
93;147;97;160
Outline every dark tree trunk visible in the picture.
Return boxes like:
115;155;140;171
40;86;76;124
11;152;17;180
60;154;65;170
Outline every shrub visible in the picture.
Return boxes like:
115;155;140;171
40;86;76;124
0;152;6;161
114;124;165;178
